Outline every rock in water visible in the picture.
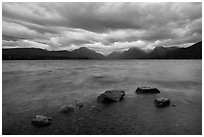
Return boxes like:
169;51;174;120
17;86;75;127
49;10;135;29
155;97;170;107
89;105;101;113
136;87;160;94
76;103;83;108
97;90;125;103
172;104;176;107
32;115;51;127
59;105;75;113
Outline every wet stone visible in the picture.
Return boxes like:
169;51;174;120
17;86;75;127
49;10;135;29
97;90;125;103
76;103;83;108
155;97;170;107
172;104;176;107
136;87;160;94
32;115;51;127
59;104;75;113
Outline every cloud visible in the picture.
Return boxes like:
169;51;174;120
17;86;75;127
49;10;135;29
2;39;51;49
2;2;202;54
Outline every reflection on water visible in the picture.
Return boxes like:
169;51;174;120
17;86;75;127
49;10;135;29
2;60;202;135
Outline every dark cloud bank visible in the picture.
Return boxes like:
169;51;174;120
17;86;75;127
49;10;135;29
2;2;202;55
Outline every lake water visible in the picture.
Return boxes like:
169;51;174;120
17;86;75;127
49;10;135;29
2;60;202;135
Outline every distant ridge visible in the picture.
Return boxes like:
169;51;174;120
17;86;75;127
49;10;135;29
71;47;104;59
149;41;202;59
2;47;104;60
106;41;202;59
2;41;202;60
106;47;148;59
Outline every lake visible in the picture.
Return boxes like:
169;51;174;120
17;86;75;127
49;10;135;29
2;60;202;135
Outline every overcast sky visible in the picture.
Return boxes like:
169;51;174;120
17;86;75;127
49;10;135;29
2;2;202;55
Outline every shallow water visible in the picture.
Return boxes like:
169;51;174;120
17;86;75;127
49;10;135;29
2;60;202;135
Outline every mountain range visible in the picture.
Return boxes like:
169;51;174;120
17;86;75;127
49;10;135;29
2;41;202;60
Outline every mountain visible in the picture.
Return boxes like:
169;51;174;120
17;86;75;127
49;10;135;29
107;41;202;59
2;47;100;60
106;51;122;59
108;47;149;59
167;41;202;59
2;41;202;60
149;46;179;59
71;47;104;59
148;41;202;59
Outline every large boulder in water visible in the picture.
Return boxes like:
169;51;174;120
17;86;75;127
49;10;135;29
136;87;160;94
97;90;125;103
154;97;170;107
32;115;51;127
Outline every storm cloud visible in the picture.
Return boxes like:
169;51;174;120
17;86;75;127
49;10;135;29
2;2;202;55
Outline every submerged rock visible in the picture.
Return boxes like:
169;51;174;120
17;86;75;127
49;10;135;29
97;90;125;103
154;97;170;107
136;87;160;94
89;105;102;112
76;102;83;108
172;104;176;107
59;104;75;113
32;115;51;127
